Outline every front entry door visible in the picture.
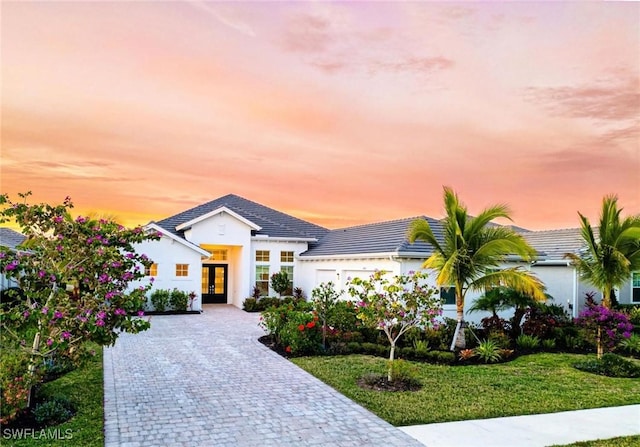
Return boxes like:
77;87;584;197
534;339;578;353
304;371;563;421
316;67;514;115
202;264;228;304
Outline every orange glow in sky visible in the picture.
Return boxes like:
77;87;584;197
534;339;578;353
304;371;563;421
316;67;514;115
1;2;638;230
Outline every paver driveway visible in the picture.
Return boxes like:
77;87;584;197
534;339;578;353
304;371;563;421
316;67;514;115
104;305;423;447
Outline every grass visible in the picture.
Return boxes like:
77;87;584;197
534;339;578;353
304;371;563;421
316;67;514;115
292;353;640;426
551;436;640;447
6;347;104;447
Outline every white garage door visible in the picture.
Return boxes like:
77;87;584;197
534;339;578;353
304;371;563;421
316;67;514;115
315;269;337;287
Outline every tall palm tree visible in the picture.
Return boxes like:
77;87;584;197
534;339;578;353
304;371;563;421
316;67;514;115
408;187;546;349
565;195;640;308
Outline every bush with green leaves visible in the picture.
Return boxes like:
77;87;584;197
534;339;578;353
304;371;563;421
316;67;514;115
474;339;502;363
311;282;341;349
33;396;75;426
270;271;291;297
150;289;170;312
618;333;640;357
169;289;189;311
516;334;541;351
259;301;319;354
574;353;640;378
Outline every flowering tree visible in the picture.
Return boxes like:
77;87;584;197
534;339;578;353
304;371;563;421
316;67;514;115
576;304;633;359
347;270;441;381
0;192;159;418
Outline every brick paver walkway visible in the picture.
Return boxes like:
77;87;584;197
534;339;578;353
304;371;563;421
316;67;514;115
104;305;423;447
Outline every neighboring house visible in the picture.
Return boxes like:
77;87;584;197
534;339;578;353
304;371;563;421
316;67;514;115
134;194;639;318
0;227;26;290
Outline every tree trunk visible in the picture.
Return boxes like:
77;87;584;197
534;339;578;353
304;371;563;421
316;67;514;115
602;288;611;309
450;298;466;350
596;326;603;359
388;343;395;382
27;331;41;408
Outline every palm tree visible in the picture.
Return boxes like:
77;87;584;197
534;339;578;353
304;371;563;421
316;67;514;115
408;187;546;349
565;195;640;308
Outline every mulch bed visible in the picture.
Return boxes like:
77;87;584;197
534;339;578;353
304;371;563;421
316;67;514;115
356;375;423;392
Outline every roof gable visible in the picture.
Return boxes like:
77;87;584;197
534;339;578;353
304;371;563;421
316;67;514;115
156;194;329;240
145;223;211;257
175;207;262;232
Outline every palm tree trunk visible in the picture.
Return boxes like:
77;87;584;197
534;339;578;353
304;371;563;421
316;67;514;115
450;298;466;350
596;327;603;359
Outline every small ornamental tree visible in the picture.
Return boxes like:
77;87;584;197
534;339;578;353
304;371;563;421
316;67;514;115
270;271;290;297
0;192;159;416
347;270;441;381
576;304;633;359
311;281;342;349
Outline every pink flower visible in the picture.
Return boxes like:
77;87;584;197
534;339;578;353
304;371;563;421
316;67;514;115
97;311;106;319
42;307;49;314
53;311;63;319
53;216;63;223
137;310;145;317
95;319;105;327
46;338;53;346
4;261;18;271
61;331;71;340
38;270;46;278
22;310;30;318
114;308;126;316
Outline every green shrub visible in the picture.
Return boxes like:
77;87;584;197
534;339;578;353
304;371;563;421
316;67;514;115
574;353;640;378
279;313;321;355
516;334;541;351
33;396;75;426
424;350;456;365
169;289;189;311
474;339;502;363
618;333;640;356
243;298;258;312
346;342;363;354
541;338;556;351
389;359;421;386
150;289;170;312
487;330;511;349
327;301;358;332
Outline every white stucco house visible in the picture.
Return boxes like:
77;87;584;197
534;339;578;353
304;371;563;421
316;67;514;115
0;228;26;290
133;194;640;319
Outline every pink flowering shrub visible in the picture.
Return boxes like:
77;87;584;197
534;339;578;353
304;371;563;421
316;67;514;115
0;192;159;421
347;270;441;381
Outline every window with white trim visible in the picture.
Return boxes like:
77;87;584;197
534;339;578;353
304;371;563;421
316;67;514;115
632;272;640;303
256;265;270;296
256;250;270;262
175;264;189;277
280;251;294;263
280;265;294;296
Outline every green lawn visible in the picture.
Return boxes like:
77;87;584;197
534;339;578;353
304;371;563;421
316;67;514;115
6;347;104;447
551;436;640;447
292;353;640;426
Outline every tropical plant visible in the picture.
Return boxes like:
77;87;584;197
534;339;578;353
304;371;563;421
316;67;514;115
474;339;502;363
516;334;541;351
618;333;640;356
576;304;634;358
347;270;441;381
565;195;640;308
408;187;546;349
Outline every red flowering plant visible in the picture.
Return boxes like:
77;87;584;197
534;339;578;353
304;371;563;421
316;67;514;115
347;270;441;381
0;192;159;420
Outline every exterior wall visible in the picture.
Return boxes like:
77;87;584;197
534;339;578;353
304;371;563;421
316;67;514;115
250;239;310;300
530;264;577;317
133;236;203;311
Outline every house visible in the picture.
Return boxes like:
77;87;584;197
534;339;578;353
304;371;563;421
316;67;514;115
0;228;27;290
134;194;639;317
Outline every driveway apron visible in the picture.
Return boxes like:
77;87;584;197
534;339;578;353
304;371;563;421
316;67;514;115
103;305;423;447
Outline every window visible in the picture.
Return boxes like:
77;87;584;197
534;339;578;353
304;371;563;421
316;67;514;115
440;286;456;305
208;250;227;261
175;264;189;277
280;266;294;296
633;272;640;303
145;263;158;277
256;250;270;262
280;251;294;263
256;265;270;296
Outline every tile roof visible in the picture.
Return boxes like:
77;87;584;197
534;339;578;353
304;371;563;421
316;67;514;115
301;216;441;257
0;228;26;250
156;194;329;240
522;228;591;260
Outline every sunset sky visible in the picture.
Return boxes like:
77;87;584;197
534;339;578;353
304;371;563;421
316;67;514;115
2;1;638;231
